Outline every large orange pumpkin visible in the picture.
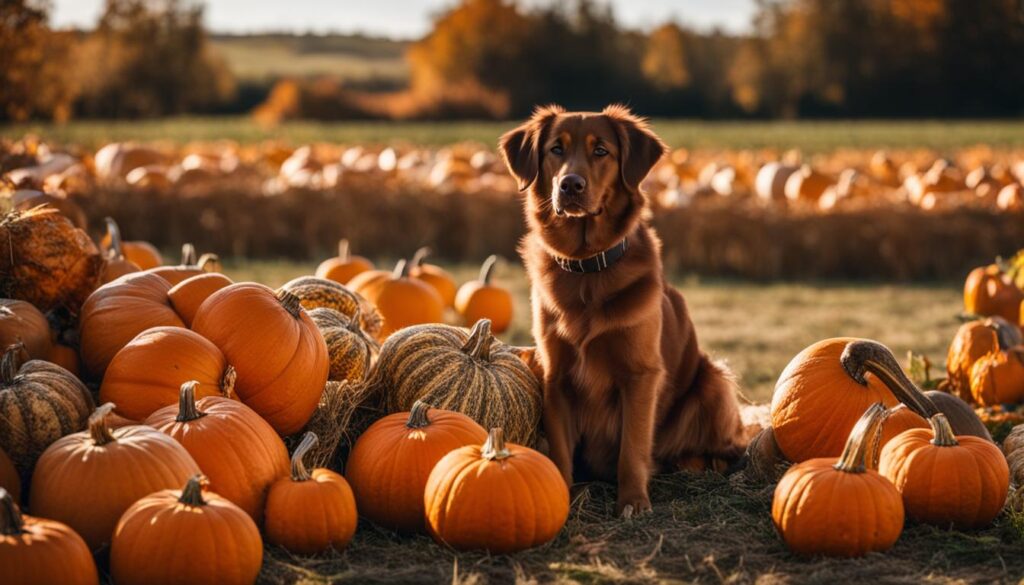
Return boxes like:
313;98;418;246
110;476;262;585
347;400;487;532
265;432;358;554
100;217;163;270
167;272;233;327
880;413;1009;529
772;403;904;557
100;327;234;421
409;247;457;308
946;318;1021;401
964;264;1024;323
454;255;513;334
0;488;99;585
315;238;374;285
350;259;444;338
0;298;52;360
30;403;200;550
146;381;289;523
424;427;568;553
192;283;329;435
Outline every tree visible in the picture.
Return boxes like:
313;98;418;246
0;0;77;121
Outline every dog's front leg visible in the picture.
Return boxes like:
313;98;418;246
542;377;575;488
616;366;662;517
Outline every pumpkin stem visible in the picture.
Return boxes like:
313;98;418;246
406;400;432;429
338;239;350;261
276;288;303;318
178;475;209;507
290;431;319;481
411;246;431;268
104;217;125;260
197;253;221;273
462;319;494;361
393;259;410;279
834;402;887;473
88;403;118;446
481;428;512;461
840;340;939;419
479;255;498;285
175;381;208;422
181;243;197;266
929;413;960;447
0;488;25;536
0;343;28;385
220;365;237;399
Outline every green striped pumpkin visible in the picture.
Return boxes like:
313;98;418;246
0;344;94;474
308;307;377;383
372;319;541;445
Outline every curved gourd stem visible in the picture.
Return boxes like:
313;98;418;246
276;288;303;318
89;403;118;446
197;253;221;273
834;402;887;473
482;428;512;461
462;319;494;361
290;432;319;481
0;343;27;385
406;400;432;429
479;255;498;285
181;243;197;266
393;259;410;279
411;246;431;269
338;239;351;261
175;381;208;422
0;489;25;536
841;340;939;418
929;414;960;447
104;217;125;260
220;365;237;398
178;475;209;507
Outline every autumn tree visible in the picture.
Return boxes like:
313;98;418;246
0;0;77;121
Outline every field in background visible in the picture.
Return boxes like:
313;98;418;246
5;118;1024;151
222;259;963;403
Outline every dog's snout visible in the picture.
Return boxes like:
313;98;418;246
559;174;586;196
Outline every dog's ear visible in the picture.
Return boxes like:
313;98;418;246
499;104;563;192
604;104;667;191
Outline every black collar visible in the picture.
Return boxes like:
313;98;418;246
552;239;629;273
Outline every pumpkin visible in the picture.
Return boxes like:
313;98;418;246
146;244;220;285
29;403;201;550
0;298;52;360
880;413;1009;529
0;344;93;474
878;405;929;446
192;283;329;435
772;403;903;557
964;264;1024;324
754;162;799;202
315;238;374;285
351;259;444;338
265;432;358;554
0;448;19;503
947;318;1021;401
308;307;377;383
11;189;88;229
455;255;514;334
923;389;992;440
99;217;163;270
0;488;99;585
373;319;541;444
79;271;184;378
145;381;289;523
783;164;833;203
100;217;142;284
347;400;487;532
47;343;80;377
970;347;1024;406
110;475;262;585
997;183;1024;211
167;272;233;327
280;276;383;339
771;338;939;463
101;326;235;421
0;207;104;313
743;427;787;483
409;247;457;307
1003;424;1024;485
424;427;568;553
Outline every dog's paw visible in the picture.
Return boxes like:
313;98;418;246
616;494;652;519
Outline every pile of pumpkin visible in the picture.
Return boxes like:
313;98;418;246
0;208;561;585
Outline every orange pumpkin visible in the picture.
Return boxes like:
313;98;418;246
192;283;329;435
946;318;1021;401
409;247;457;307
970;347;1024;406
424;428;568;553
880;413;1009;529
30;403;201;550
100;217;142;284
315;238;374;285
100;217;163;270
110;476;262;585
265;432;358;554
772;403;903;557
167;272;233;327
79;271;184;378
146;244;220;285
783;164;833;203
146;381;289;523
964;264;1024;324
0;448;19;503
455;255;513;334
347;400;487;532
47;344;80;377
0;298;53;360
350;259;444;338
0;488;99;585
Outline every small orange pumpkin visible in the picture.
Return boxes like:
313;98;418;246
146;244;220;285
167;272;233;327
350;259;444;338
99;217;162;270
315;238;374;285
964;264;1024;324
946;318;1021;402
455;255;513;334
99;217;142;284
265;432;358;554
409;247;457;308
0;488;99;585
969;347;1024;406
47;343;80;377
0;298;53;360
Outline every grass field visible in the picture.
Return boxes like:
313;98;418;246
6;117;1024;152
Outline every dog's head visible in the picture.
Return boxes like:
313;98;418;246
499;104;666;257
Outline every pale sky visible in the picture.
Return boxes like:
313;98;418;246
51;0;757;38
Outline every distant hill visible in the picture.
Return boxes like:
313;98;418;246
210;33;410;87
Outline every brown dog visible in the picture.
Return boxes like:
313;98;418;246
500;104;746;516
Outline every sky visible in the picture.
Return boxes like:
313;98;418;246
51;0;757;38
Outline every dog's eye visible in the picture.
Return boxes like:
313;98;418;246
594;146;609;157
550;145;564;155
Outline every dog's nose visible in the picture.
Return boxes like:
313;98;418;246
559;174;586;196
